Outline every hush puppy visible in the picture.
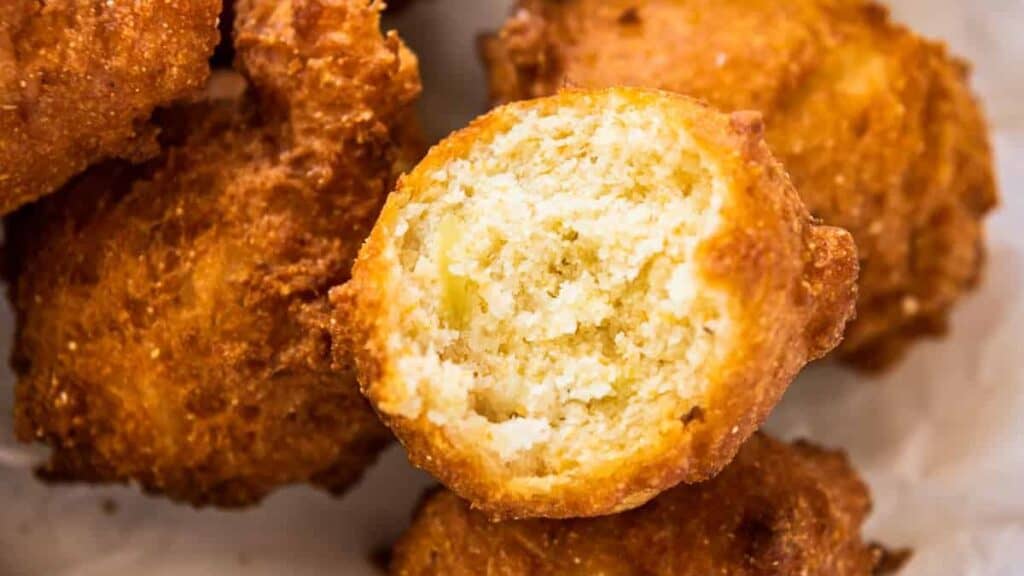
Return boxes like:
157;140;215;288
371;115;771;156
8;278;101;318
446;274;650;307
6;0;420;506
334;88;857;518
391;435;886;576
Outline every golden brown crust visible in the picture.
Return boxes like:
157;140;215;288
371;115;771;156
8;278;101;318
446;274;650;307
6;0;420;507
481;0;998;370
0;0;221;214
391;435;884;575
333;88;857;518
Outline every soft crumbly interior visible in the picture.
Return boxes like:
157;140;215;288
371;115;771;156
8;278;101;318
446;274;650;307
389;99;730;479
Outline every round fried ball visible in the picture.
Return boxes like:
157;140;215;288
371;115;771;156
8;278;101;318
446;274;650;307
481;0;998;369
334;87;857;518
6;0;421;507
391;435;885;575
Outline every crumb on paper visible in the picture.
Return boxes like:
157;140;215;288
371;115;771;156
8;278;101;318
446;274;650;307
100;498;118;515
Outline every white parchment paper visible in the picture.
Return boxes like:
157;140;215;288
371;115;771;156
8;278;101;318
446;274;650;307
1;1;1021;574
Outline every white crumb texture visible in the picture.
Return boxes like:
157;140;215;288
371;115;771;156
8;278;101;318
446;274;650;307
387;93;732;479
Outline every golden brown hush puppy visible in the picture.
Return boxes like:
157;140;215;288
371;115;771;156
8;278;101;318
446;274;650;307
482;0;998;369
5;0;420;507
391;435;888;576
333;87;857;518
0;0;222;214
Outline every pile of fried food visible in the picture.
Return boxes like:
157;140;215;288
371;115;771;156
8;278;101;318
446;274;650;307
0;0;996;573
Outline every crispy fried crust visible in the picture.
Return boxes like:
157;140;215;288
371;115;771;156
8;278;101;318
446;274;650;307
481;0;998;369
5;0;420;507
0;0;221;214
391;435;884;575
333;88;857;518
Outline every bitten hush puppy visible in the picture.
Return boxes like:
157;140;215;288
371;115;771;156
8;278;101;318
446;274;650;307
6;0;420;507
391;435;886;576
334;88;857;518
482;0;998;369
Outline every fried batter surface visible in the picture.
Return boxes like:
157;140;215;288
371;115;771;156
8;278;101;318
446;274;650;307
0;0;221;213
6;0;420;506
392;435;883;575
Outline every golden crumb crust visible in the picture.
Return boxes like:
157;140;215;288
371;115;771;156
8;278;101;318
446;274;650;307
6;0;420;507
333;88;857;518
391;435;885;575
481;0;998;369
0;0;222;214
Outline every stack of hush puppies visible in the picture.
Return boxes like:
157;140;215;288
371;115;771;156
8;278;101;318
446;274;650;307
3;0;996;574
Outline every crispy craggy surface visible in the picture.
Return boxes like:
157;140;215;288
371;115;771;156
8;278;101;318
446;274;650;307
0;0;221;214
334;88;857;518
482;0;999;369
5;0;421;507
391;435;884;576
